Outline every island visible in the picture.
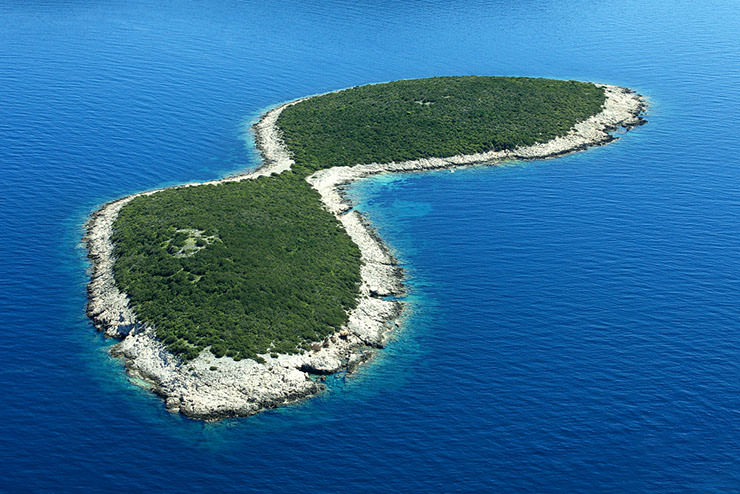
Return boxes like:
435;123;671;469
85;76;647;420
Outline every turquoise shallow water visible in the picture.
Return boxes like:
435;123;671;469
1;0;740;492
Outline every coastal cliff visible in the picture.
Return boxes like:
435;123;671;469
85;81;646;420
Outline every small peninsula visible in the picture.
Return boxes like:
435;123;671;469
85;76;647;420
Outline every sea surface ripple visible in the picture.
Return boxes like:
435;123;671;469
1;0;739;492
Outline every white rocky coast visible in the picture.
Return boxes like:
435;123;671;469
85;83;646;420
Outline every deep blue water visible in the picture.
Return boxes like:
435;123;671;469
2;0;740;491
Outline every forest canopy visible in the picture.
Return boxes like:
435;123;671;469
112;174;361;361
277;76;605;172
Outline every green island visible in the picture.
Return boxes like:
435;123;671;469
110;76;607;363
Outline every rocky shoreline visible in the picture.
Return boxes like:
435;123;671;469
84;83;646;420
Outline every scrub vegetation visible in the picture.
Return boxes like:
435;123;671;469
112;174;361;361
277;76;605;172
111;76;606;361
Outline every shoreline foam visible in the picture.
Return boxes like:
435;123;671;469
84;83;646;420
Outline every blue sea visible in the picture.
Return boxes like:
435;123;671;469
2;1;740;492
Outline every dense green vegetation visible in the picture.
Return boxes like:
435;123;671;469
277;76;605;172
111;76;607;362
112;173;361;361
